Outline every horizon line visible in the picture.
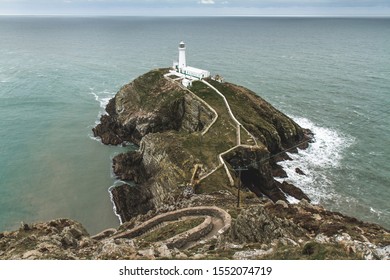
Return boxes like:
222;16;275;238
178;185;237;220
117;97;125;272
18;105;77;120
1;14;390;18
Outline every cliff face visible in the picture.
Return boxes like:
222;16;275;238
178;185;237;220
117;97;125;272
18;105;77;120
93;68;312;222
93;70;213;145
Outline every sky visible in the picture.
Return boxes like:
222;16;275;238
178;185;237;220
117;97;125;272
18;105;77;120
0;0;390;16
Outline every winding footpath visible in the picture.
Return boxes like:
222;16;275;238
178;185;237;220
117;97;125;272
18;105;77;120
93;206;231;250
201;80;258;146
164;74;263;187
199;80;260;186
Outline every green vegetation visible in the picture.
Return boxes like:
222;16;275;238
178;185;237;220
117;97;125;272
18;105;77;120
205;79;297;153
194;241;362;260
139;217;205;244
196;167;232;194
260;242;362;260
129;68;187;111
184;80;237;169
190;81;236;125
240;126;256;145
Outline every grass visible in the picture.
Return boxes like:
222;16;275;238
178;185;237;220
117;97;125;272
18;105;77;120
130;68;187;111
260;242;362;260
196;167;232;194
205;79;297;153
187;81;236;151
240;126;256;145
140;217;205;244
190;81;236;124
175;80;238;178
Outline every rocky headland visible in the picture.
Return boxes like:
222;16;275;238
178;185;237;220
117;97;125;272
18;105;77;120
1;69;389;260
92;69;313;221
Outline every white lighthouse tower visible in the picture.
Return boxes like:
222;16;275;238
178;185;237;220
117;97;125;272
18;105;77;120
170;41;210;87
178;41;186;71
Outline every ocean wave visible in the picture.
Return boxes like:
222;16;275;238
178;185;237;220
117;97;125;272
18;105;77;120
88;89;115;145
88;88;116;130
275;116;354;204
88;88;115;115
87;131;106;144
108;180;137;225
108;183;124;225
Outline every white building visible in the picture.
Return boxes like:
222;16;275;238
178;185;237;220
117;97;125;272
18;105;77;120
173;41;210;82
181;78;192;88
178;41;186;70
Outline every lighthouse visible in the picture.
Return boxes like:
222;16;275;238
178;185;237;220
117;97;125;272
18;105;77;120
170;41;210;87
178;41;186;70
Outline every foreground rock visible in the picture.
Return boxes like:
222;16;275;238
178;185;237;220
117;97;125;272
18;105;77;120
228;201;390;260
1;199;388;260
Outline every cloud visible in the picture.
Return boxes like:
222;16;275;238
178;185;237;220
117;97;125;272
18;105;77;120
0;0;389;16
199;0;215;4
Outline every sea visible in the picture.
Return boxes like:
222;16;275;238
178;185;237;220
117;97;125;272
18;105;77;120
0;16;389;234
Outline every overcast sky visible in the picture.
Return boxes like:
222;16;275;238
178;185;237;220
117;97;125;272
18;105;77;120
1;0;389;16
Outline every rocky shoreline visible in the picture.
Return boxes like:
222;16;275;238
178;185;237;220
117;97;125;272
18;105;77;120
1;68;388;260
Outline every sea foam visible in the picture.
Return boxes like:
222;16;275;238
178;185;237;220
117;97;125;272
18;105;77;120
275;116;354;204
89;87;115;116
88;88;116;142
108;183;124;225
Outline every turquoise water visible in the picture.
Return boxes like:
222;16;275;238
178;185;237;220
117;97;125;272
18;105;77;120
0;17;389;233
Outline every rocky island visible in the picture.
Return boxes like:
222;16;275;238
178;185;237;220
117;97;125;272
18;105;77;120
93;68;313;221
0;69;389;260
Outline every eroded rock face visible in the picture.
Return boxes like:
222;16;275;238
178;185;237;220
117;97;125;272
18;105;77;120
231;205;305;243
223;146;310;203
112;151;148;182
111;184;155;222
93;70;214;146
277;181;311;202
223;146;287;202
0;219;142;260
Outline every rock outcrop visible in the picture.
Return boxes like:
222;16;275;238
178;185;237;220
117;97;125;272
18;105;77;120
0;219;92;260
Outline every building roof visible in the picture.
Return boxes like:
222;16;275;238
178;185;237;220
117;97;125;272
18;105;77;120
183;66;209;74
